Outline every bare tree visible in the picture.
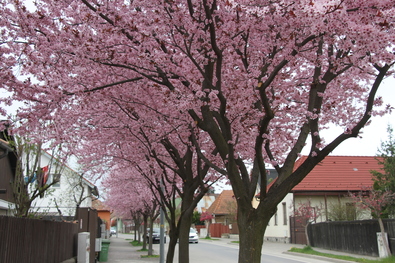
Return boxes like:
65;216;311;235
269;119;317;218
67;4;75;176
5;134;66;217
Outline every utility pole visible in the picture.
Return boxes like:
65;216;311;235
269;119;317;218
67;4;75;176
159;179;165;263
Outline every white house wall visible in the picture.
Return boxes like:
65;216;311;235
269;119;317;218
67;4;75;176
264;193;293;243
293;195;328;223
196;195;216;213
30;152;94;217
0;199;14;216
294;195;372;222
263;193;373;243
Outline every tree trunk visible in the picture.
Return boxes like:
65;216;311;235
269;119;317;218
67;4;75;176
178;210;193;263
164;186;197;263
163;186;199;263
378;218;391;257
165;225;178;263
148;218;155;256
142;214;148;251
304;221;311;246
15;199;32;217
237;206;271;263
137;223;141;243
132;212;142;243
205;220;211;238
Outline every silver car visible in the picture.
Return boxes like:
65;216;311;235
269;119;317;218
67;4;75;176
189;228;199;243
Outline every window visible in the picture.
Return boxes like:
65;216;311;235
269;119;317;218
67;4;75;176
282;202;287;225
47;174;61;188
346;203;357;220
274;212;278;225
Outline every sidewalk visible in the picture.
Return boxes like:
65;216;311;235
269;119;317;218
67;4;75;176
103;234;156;263
101;233;380;263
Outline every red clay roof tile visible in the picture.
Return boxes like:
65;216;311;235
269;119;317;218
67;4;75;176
291;156;382;192
206;190;236;215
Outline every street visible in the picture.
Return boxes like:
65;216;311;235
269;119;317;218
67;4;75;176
108;234;362;263
146;236;349;263
187;241;307;263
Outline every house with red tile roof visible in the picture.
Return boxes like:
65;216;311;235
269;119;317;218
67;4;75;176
206;190;238;234
263;155;381;244
292;155;380;192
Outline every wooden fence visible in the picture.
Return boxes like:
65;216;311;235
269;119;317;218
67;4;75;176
0;216;79;263
195;224;205;235
210;223;230;238
75;207;100;263
307;219;395;257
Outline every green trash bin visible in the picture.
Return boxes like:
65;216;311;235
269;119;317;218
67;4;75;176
99;239;111;262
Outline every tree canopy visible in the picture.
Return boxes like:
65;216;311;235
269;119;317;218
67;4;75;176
1;1;394;262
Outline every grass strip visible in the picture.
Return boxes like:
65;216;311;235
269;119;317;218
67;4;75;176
289;246;395;263
141;255;160;258
203;237;220;241
130;240;143;246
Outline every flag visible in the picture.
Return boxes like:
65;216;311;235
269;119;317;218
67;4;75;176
24;172;37;184
42;166;49;185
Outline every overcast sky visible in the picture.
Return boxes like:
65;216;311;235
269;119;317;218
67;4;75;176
315;77;395;156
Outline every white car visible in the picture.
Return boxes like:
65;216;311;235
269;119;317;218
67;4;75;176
110;228;116;235
189;228;199;243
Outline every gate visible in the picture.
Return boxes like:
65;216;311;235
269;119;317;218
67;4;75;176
290;216;308;244
75;207;99;263
210;223;230;238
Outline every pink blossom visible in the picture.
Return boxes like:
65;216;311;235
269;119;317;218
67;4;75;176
0;1;394;259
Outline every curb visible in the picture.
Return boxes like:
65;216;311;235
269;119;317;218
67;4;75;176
283;251;356;263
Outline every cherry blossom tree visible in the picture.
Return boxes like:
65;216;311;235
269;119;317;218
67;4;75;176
130;210;143;243
1;1;395;262
99;141;222;262
350;188;395;257
292;199;322;246
103;169;160;255
200;211;214;238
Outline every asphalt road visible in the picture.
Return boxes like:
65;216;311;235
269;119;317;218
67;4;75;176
110;234;358;263
188;241;304;263
171;239;346;263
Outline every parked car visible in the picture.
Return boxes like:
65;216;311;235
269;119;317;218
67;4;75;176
189;228;199;243
146;228;166;243
110;228;117;235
